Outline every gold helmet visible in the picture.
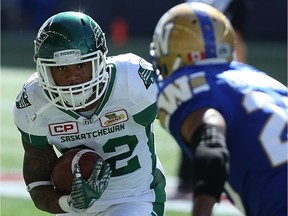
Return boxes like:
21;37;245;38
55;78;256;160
150;2;235;79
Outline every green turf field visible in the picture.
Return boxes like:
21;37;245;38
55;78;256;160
1;197;190;216
0;195;191;216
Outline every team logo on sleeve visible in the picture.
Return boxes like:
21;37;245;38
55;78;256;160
138;59;154;89
16;88;31;109
100;109;128;127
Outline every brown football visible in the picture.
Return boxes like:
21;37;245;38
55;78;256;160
51;148;103;194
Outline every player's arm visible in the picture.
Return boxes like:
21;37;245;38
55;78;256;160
23;138;111;213
22;138;65;213
180;107;229;216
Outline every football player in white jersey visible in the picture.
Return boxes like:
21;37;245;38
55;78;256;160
13;11;166;216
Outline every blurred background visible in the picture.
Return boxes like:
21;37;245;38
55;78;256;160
1;1;286;215
1;0;287;84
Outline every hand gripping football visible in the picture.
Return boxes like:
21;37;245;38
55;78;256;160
51;148;104;194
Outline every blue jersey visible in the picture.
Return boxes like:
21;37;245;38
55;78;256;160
157;61;287;216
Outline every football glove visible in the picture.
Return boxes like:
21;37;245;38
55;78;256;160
59;159;111;213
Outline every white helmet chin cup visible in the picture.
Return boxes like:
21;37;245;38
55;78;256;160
61;88;93;107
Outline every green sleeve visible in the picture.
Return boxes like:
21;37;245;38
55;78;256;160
18;127;49;148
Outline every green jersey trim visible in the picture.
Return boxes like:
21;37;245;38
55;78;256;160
18;127;49;148
151;168;167;202
133;103;157;127
145;123;166;203
95;63;116;116
152;202;165;216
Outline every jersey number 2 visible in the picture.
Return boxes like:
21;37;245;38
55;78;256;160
243;91;287;167
103;135;141;177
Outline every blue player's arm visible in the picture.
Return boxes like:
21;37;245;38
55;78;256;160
180;107;229;216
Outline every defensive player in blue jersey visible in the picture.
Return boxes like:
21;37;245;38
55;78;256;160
150;2;287;216
175;0;250;198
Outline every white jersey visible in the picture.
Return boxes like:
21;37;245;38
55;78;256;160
13;53;166;214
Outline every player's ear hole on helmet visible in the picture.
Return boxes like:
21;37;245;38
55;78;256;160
80;18;86;26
